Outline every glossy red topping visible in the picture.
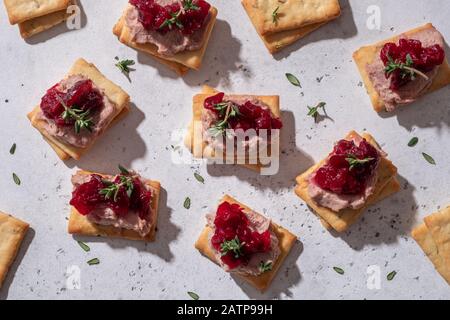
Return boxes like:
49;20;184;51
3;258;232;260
313;139;380;195
380;39;445;90
204;92;283;132
129;0;210;35
70;174;152;219
211;202;271;269
40;79;103;127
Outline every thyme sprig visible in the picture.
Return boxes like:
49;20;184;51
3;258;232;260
345;154;375;170
220;236;244;258
159;0;200;30
208;102;240;137
57;95;93;134
115;58;135;75
385;54;429;81
99;175;134;202
307;102;326;122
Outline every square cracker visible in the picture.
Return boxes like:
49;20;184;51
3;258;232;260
184;85;280;172
112;5;218;75
0;211;29;288
412;220;450;285
68;170;161;242
353;23;450;112
195;194;297;292
295;131;399;233
17;0;75;39
27;58;130;161
241;0;341;36
4;0;71;25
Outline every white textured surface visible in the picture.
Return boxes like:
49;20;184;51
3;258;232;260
1;0;449;300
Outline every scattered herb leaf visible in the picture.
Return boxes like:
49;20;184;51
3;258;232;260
194;172;205;184
183;197;191;209
408;137;419;147
77;241;90;252
285;73;301;87
387;270;397;281
307;102;326;122
9;143;16;155
422;153;436;165
115;59;135;75
188;291;199;300
13;173;21;185
333;267;344;275
87;258;100;265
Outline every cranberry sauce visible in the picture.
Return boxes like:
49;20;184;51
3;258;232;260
211;202;271;269
312;139;380;195
129;0;210;35
40;79;103;127
204;92;283;132
70;174;152;219
380;39;445;90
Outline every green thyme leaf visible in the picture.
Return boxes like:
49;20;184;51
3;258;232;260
118;164;130;175
194;172;205;184
345;154;375;170
272;6;280;23
115;59;135;75
259;261;273;273
87;258;100;265
422;153;436;165
333;267;344;275
77;241;90;252
183;197;191;209
285;73;301;87
408;137;419;147
187;291;199;300
183;0;199;11
13;173;21;185
387;270;397;281
9;143;16;155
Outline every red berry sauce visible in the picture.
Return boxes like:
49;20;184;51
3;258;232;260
210;202;272;269
204;92;283;132
380;39;445;90
70;174;152;219
312;139;380;195
40;79;103;127
129;0;211;35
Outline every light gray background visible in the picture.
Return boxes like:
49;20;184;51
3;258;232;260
1;0;449;300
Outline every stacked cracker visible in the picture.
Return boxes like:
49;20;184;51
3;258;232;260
295;131;400;232
3;0;75;39
412;205;450;285
241;0;341;54
27;58;130;161
0;211;29;288
184;85;280;172
113;4;218;75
